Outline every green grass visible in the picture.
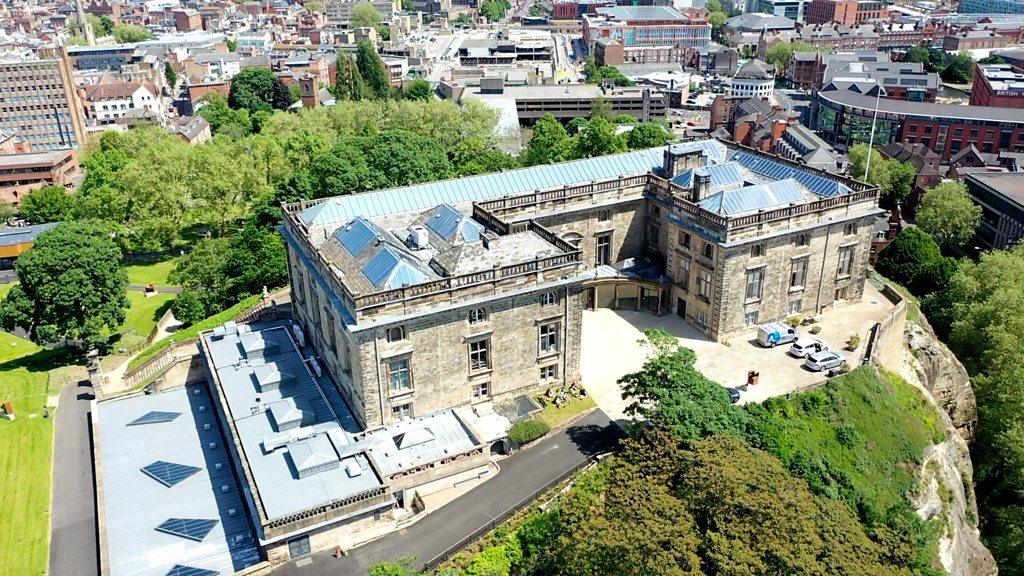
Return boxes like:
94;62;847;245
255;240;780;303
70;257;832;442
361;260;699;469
128;294;262;372
0;333;83;576
750;365;944;523
533;393;597;429
0;282;16;300
875;272;923;325
124;256;180;287
119;292;175;339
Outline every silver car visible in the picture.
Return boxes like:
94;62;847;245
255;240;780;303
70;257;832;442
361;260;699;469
804;350;846;371
788;337;829;358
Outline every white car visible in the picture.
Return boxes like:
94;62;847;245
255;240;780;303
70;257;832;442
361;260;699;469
804;351;846;372
788;337;829;358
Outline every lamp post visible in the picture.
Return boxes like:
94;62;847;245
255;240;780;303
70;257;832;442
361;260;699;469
863;86;882;184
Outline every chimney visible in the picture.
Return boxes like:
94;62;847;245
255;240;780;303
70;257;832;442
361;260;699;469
692;173;711;202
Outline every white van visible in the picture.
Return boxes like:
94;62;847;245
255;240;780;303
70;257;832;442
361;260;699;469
756;322;799;348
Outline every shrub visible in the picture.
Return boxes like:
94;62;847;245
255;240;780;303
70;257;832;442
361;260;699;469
810;325;822;334
847;334;861;350
786;316;801;327
508;419;550;445
172;291;206;327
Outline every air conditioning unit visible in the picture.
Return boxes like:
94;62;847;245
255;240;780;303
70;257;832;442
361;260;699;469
409;226;430;250
309;356;322;378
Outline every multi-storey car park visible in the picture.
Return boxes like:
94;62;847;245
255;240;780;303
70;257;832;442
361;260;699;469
92;139;881;574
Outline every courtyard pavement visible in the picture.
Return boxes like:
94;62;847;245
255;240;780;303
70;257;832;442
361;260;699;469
272;409;621;576
581;281;896;421
49;379;99;576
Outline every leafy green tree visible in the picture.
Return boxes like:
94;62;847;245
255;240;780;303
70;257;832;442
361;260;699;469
590;96;613;120
356;39;392;99
904;46;930;64
306;0;323;11
941;52;975;84
401;0;414;10
626;122;672;149
335;54;368;101
112;24;153;43
847;143;915;204
448;137;519;176
577;116;626;158
875;227;955;295
619;340;749;441
351;2;383;29
403;78;432;101
226;38;237;52
222;225;289;299
367;556;418;576
765;43;794;71
480;0;510;22
197;93;253;136
0;221;127;348
708;11;727;34
887;160;917;206
164;61;177;89
171;290;207;326
915;181;981;248
706;0;722;10
522;114;578;166
228;68;292;113
978;55;1006;65
357;130;453;187
18;185;74;224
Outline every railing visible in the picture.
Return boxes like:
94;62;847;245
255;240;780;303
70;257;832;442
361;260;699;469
475;174;648;215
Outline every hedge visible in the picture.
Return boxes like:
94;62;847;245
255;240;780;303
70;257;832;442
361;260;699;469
508;419;550;445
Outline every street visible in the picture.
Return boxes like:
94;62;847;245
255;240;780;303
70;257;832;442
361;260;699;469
49;379;99;576
273;409;621;576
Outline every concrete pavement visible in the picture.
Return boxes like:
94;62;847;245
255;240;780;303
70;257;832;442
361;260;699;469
49;379;99;576
273;409;621;576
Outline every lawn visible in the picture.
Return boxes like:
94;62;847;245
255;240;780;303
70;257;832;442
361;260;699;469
533;392;597;429
0;333;82;576
120;291;175;339
0;282;15;300
124;256;180;287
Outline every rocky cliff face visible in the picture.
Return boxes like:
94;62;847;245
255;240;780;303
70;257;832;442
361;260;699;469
905;322;978;442
897;323;996;576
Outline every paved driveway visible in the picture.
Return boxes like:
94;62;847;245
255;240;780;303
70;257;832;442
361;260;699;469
581;282;896;418
272;409;621;576
49;379;99;576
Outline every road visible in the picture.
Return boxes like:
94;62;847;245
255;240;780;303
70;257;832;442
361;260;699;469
273;409;622;576
49;379;99;576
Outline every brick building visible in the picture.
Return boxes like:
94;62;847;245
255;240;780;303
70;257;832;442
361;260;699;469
943;30;1012;52
173;8;203;32
583;6;712;65
970;63;1024;109
0;149;78;204
805;0;888;26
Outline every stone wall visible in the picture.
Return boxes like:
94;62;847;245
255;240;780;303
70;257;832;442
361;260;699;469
263;507;395;565
535;198;647;267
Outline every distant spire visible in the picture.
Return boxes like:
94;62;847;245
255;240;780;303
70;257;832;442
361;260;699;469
75;1;95;46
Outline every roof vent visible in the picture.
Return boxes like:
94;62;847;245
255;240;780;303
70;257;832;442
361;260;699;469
408;226;430;250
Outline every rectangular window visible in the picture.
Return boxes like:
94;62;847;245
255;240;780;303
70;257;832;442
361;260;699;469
677;258;690;289
788;299;802;314
392;402;412;420
697;309;709;327
697;269;712;300
540;364;558;380
539;322;559;354
835;285;851;300
790;257;808;288
472;381;490;400
745;267;764;300
596;233;612;265
469;338;491;372
837;246;854;277
469;307;488;324
540;291;558;307
743;311;759;326
387;357;412;393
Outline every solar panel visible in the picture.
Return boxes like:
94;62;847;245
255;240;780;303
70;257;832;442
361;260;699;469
141;461;202;488
166;565;218;576
127;411;181;426
155;518;219;542
732;152;850;198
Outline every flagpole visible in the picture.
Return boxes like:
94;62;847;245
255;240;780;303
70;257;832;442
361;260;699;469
863;87;882;182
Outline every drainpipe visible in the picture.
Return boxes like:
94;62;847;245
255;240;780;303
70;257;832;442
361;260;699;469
563;284;570;386
815;223;833;314
373;331;385;427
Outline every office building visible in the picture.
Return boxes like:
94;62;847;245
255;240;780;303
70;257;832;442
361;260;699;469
970;63;1024;109
0;48;87;151
965;172;1024;249
583;6;712;65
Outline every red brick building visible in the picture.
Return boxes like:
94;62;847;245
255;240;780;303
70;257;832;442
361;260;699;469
173;9;203;32
943;30;1011;52
970;63;1024;110
806;0;887;26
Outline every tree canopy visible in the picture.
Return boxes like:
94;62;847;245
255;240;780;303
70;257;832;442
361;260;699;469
941;52;975;84
876;227;956;296
0;221;127;348
356;39;393;99
228;68;292;113
111;24;153;43
847;143;916;206
17;185;74;224
915;181;981;247
403;78;432;101
480;0;511;22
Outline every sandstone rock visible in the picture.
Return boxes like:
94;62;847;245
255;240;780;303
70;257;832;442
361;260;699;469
905;322;977;442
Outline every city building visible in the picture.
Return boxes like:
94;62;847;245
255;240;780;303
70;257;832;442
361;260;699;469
583;6;712;65
813;86;1024;159
730;59;775;99
724;12;795;34
942;29;1012;51
822;59;938;101
959;0;1024;14
326;0;399;24
82;81;163;124
169;115;211;145
970;63;1024;109
282;139;879;430
0;148;78;204
66;45;136;70
0;48;87;151
551;0;616;19
775;123;847;172
682;45;739;76
173;9;203;32
965;172;1024;249
757;0;811;20
0;222;58;269
805;0;888;26
878;142;942;209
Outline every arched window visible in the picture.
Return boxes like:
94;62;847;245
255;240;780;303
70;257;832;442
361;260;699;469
597;209;612;222
795;233;810;247
844;222;857;236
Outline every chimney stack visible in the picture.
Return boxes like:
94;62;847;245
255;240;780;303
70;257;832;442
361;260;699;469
692;173;711;202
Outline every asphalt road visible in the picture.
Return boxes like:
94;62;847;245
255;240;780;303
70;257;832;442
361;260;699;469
49;379;99;576
273;409;622;576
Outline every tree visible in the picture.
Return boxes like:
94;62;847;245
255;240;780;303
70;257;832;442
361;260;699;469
480;0;510;22
706;0;722;10
876;226;956;296
941;51;975;84
197;93;252;135
112;24;153;43
97;15;115;36
618;340;750;441
171;290;207;327
765;43;794;71
335;54;368;101
577;116;626;158
356;40;392;99
18;185;74;224
356;130;453;187
522;114;579;166
904;46;929;64
228;68;292;114
590;96;613;120
979;55;1006;65
403;78;432;101
306;0;323;11
708;11;727;34
164;61;178;89
0;221;127;348
886;160;917;206
350;3;383;29
916;181;981;247
222;226;289;299
448;137;519;177
626;123;672;149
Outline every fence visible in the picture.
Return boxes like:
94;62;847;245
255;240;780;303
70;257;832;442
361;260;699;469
419;455;599;573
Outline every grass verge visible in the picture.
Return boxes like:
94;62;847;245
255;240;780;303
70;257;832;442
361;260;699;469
124;256;180;287
533;393;597;429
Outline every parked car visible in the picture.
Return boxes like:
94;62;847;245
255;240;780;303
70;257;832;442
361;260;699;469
756;322;800;347
805;350;846;371
788;337;829;358
727;388;741;404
